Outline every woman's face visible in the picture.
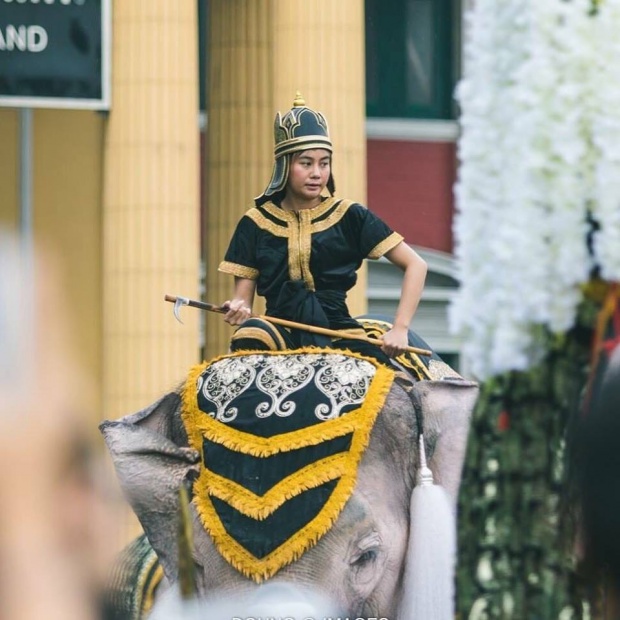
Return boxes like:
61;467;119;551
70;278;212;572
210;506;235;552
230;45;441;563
286;149;331;202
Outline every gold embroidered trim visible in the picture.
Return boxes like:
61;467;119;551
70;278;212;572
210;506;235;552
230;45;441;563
275;137;333;157
196;452;348;520
260;202;291;223
181;347;395;582
245;208;289;237
242;199;354;290
244;199;352;237
261;197;339;224
367;232;404;259
218;261;259;280
287;213;303;282
296;210;314;290
262;319;288;350
231;327;279;351
309;199;354;233
331;327;367;340
359;317;433;380
139;563;164;617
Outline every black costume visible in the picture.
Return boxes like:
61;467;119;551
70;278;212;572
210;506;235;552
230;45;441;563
219;94;403;361
220;196;403;354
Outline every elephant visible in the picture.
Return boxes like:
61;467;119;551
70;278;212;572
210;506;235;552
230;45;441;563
101;341;478;619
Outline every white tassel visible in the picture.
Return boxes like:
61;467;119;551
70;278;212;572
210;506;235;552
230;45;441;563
399;436;456;620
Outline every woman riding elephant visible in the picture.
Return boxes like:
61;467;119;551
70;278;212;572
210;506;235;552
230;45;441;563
219;93;428;363
100;96;472;620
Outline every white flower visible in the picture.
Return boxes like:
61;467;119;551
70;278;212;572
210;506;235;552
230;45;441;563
450;0;619;379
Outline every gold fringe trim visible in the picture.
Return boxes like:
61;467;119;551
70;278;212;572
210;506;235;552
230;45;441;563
183;361;394;457
196;452;347;520
181;347;395;582
181;347;389;456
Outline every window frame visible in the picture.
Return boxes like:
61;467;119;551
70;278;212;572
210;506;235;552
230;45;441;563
365;0;461;121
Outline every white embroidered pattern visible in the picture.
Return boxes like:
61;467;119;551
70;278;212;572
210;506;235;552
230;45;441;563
198;353;376;422
314;357;374;420
197;356;264;422
255;356;314;417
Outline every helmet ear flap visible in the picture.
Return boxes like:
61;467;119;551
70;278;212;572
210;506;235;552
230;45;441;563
326;174;336;196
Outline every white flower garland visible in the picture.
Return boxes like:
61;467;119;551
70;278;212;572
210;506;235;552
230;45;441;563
591;1;620;280
451;0;620;379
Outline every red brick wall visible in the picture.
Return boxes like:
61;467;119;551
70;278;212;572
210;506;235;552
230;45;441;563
366;140;457;253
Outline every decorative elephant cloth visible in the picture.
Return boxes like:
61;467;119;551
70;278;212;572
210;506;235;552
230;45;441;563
101;338;478;620
182;348;395;582
104;534;163;619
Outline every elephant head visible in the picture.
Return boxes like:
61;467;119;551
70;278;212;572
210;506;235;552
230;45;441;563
101;349;477;618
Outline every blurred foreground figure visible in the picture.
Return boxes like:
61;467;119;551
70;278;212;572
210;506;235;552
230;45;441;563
568;286;620;619
149;581;343;620
0;231;117;620
581;347;620;576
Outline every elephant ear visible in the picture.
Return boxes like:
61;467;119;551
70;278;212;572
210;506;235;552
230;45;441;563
100;393;201;583
411;378;479;505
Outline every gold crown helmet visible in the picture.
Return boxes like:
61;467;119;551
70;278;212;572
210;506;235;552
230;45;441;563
255;93;335;206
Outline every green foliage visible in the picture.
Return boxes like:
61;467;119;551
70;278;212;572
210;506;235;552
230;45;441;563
456;299;599;619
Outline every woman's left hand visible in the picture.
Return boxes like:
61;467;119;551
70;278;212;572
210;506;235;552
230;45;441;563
381;325;409;358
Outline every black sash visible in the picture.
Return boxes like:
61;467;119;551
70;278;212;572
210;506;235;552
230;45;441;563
269;280;349;347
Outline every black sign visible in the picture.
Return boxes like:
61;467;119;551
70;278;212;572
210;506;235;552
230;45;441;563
0;0;110;109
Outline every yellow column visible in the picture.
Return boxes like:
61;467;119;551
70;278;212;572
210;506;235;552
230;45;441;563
205;0;366;358
1;107;104;416
102;1;200;418
0;110;18;228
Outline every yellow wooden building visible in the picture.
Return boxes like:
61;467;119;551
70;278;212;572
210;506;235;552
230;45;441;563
0;1;368;423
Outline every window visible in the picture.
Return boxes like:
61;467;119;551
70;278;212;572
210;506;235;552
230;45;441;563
365;0;460;120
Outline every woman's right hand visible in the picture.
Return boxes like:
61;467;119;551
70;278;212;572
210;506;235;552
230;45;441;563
222;298;253;325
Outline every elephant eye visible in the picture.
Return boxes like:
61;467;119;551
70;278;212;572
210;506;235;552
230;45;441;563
351;548;377;567
349;531;382;571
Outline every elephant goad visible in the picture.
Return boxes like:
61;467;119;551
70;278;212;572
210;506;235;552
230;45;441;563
101;344;478;619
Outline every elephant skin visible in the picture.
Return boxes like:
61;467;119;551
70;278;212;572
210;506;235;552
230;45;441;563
101;372;478;618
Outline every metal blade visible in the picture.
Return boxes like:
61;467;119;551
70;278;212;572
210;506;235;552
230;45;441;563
173;296;190;324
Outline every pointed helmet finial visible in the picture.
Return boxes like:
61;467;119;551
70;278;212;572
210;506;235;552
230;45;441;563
293;91;306;107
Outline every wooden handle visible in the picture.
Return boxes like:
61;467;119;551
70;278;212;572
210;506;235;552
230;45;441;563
252;312;433;357
165;294;433;356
